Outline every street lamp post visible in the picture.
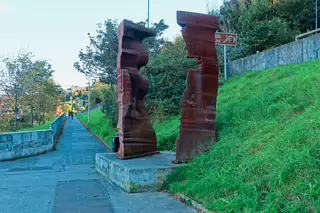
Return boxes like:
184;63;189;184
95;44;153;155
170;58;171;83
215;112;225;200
87;75;96;125
147;0;150;28
87;75;91;125
317;0;318;33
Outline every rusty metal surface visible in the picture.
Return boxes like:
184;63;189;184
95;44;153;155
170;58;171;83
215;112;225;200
116;20;158;160
176;11;220;162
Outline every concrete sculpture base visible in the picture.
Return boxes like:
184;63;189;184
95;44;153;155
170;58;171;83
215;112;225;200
95;152;185;193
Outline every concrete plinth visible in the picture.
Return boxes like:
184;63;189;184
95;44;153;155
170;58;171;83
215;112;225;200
95;152;185;193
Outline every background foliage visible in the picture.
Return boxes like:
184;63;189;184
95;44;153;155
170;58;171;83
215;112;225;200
213;0;319;63
0;52;63;132
75;0;320;127
142;36;196;118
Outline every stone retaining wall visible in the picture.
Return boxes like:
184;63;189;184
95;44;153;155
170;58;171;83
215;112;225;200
0;114;66;161
229;34;320;76
50;114;66;142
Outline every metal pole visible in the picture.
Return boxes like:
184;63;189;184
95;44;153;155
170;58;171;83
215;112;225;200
224;45;228;81
147;0;150;28
316;0;318;33
88;76;90;124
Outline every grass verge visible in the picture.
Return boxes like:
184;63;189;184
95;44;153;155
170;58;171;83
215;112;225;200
77;110;116;147
164;60;320;212
21;119;55;131
76;109;180;152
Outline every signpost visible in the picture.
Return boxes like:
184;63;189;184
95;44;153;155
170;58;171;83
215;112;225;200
215;32;237;81
215;33;237;46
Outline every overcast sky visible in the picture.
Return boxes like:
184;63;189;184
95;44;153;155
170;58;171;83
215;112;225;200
0;0;223;88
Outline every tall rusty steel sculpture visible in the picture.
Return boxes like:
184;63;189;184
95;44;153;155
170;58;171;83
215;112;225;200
176;11;220;162
116;20;158;159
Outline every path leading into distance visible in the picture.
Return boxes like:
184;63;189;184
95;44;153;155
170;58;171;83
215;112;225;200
0;118;194;213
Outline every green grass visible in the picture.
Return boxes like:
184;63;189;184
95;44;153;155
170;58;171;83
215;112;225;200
77;110;116;147
153;115;180;151
21;119;55;131
77;109;181;151
164;60;320;212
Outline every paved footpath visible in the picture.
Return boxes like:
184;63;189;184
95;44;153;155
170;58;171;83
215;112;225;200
0;118;195;213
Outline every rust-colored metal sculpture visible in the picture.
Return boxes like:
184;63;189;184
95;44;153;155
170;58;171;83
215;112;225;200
116;20;158;159
176;11;220;162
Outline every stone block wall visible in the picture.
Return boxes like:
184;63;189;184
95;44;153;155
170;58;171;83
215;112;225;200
0;114;66;161
229;34;320;76
50;114;66;142
0;130;53;161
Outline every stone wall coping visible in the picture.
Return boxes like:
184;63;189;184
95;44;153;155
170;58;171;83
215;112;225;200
0;130;52;135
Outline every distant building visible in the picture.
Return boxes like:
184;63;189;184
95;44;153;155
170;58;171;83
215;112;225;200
69;85;87;93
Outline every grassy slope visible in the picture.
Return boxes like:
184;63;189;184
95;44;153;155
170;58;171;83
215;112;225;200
153;115;180;151
76;109;180;151
165;60;320;212
77;110;116;147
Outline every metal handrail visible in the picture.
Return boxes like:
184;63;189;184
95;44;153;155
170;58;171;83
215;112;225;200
295;29;320;41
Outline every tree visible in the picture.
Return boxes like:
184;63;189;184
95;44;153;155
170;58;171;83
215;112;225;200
74;19;171;125
90;81;107;105
74;19;119;85
37;80;60;124
0;52;33;131
0;52;61;131
216;0;244;33
141;36;196;117
275;0;316;33
23;60;55;127
0;96;12;132
74;19;170;85
137;19;171;55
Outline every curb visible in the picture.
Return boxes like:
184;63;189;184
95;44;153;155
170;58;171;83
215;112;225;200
77;117;210;212
176;193;214;213
76;117;112;152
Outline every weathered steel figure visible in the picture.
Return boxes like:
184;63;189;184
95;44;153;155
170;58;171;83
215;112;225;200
176;11;220;162
116;20;158;159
